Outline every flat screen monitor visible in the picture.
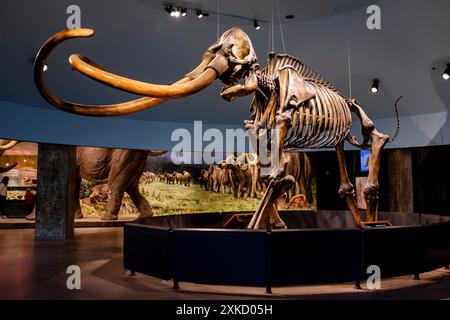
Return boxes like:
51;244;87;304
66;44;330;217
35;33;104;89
360;150;372;173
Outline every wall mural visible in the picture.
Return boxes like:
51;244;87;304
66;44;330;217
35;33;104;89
0;140;316;220
78;151;316;218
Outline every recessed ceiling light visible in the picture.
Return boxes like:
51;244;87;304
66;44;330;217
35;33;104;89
371;79;380;93
253;20;260;30
442;64;450;80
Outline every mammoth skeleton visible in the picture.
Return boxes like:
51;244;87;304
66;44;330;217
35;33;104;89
34;27;400;229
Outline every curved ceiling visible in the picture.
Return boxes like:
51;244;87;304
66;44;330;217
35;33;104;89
0;0;449;128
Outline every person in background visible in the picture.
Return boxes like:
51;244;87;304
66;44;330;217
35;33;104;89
24;188;35;215
0;176;10;219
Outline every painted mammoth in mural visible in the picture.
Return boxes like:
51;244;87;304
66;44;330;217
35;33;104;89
244;153;264;199
198;169;210;190
173;171;184;185
219;167;232;194
284;152;313;206
221;154;254;199
34;27;400;229
231;152;312;205
164;172;176;184
140;171;156;184
181;171;192;187
157;173;165;182
0;140;19;173
208;165;224;193
74;148;165;220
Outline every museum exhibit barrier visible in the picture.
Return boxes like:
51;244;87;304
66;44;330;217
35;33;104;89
269;229;363;286
420;222;450;273
362;226;422;278
123;212;450;291
123;224;172;280
173;229;268;286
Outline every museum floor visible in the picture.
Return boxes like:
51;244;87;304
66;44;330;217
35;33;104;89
0;227;449;300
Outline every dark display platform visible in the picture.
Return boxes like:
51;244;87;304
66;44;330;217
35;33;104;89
123;211;450;290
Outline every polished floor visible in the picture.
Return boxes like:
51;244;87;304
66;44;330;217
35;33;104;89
0;216;137;229
0;227;449;300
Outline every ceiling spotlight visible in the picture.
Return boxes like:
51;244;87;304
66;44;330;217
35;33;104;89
168;6;181;17
196;9;207;18
181;8;187;17
173;7;181;17
43;64;48;72
371;79;380;93
442;64;450;80
253;20;260;30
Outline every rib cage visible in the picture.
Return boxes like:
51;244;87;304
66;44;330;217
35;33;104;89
253;54;353;150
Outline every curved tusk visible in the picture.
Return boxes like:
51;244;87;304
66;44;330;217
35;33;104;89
0;140;19;150
34;29;172;116
33;29;226;116
148;150;167;157
69;53;226;99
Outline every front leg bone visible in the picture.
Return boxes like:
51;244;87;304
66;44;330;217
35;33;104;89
248;175;295;230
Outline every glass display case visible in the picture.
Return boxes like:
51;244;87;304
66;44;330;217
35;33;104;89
6;187;37;200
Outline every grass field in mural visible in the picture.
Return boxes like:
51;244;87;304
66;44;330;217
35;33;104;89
80;180;316;217
80;181;262;217
143;182;261;215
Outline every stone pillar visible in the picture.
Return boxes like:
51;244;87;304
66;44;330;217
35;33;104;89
386;149;413;213
35;143;77;240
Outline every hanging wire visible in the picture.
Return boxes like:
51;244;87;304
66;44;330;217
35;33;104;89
276;1;286;53
271;0;274;52
347;40;353;99
217;0;220;39
267;1;272;53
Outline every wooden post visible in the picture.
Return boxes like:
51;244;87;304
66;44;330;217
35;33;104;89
387;150;413;213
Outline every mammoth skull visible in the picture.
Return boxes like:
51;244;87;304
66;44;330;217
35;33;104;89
34;27;257;116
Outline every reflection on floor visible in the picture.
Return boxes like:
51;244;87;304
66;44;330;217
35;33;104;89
0;228;449;300
0;217;138;229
